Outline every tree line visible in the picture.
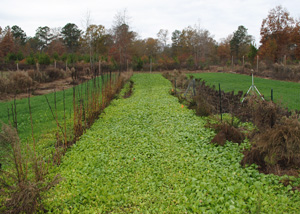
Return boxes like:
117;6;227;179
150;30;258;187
0;6;299;71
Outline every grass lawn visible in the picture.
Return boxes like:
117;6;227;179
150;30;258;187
189;72;300;110
0;76;111;141
0;76;111;167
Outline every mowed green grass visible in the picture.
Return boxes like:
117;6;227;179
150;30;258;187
0;87;73;141
0;76;110;142
190;72;300;110
0;75;114;169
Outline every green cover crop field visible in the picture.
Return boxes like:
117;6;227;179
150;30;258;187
190;72;300;111
45;74;300;213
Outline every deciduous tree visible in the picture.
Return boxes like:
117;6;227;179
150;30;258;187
111;9;136;71
217;35;232;64
0;27;14;58
157;29;169;51
260;5;296;62
84;24;107;55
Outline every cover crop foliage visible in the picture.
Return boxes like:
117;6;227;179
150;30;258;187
45;74;300;213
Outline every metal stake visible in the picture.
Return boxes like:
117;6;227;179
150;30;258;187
242;72;264;102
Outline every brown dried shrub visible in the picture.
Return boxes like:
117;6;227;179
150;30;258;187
0;123;61;214
27;69;44;82
0;77;11;93
259;61;268;71
176;72;189;88
44;67;66;82
242;116;300;175
84;67;91;76
162;70;189;89
271;63;300;81
244;62;252;69
9;71;36;93
206;120;245;146
162;71;172;79
194;95;213;117
240;96;282;130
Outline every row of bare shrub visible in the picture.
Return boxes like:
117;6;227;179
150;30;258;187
28;67;67;83
193;79;300;175
164;71;300;177
242;116;300;176
271;63;300;81
162;70;191;89
0;67;90;95
0;68;67;94
233;63;300;82
0;71;37;94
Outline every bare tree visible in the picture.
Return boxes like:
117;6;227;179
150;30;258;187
157;29;169;51
112;9;131;30
111;9;136;71
81;10;93;71
50;27;62;40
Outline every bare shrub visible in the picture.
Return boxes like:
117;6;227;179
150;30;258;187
240;96;280;130
84;67;91;76
70;67;79;84
0;77;11;94
162;70;189;89
244;62;252;69
27;69;44;82
206;119;245;146
258;61;268;71
242;116;300;175
9;71;36;93
44;67;66;82
193;95;213;117
271;63;299;81
176;72;189;88
272;63;284;78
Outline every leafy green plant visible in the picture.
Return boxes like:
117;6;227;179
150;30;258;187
43;74;300;213
38;52;51;65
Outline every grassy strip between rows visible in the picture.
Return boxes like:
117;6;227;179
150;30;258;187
0;76;113;164
45;73;300;213
0;75;112;141
189;72;300;111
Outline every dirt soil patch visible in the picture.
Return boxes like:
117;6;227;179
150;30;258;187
0;76;92;101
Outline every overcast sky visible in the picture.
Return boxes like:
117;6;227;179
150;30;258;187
1;0;300;45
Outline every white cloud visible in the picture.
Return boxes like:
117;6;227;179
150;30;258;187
1;0;300;44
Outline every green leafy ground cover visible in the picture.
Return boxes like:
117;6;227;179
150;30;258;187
45;74;300;213
189;72;300;110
